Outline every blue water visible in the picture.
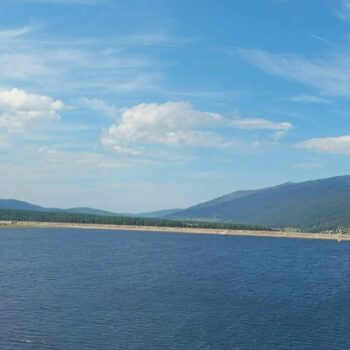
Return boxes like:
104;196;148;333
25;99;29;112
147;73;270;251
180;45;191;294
1;228;350;349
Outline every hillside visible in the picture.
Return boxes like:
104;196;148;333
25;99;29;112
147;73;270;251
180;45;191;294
137;208;183;218
170;175;350;231
0;199;48;211
0;199;120;217
63;207;120;216
0;199;181;219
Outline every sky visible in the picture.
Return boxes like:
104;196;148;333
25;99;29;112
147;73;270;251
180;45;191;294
1;0;350;212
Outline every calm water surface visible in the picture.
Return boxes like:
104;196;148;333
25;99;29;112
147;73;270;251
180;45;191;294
1;228;350;349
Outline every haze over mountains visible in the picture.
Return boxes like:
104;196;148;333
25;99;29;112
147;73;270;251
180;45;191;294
1;175;350;231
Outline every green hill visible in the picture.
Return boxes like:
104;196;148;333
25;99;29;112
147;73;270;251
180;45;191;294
170;175;350;231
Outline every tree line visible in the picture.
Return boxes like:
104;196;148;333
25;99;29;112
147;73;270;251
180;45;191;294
0;208;269;231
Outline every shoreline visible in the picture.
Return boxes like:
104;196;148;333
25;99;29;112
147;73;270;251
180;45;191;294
0;220;348;241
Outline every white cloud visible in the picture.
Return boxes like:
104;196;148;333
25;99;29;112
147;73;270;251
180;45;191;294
0;28;163;94
297;135;350;154
102;101;226;150
229;118;292;130
0;88;64;130
309;33;332;46
102;101;292;154
237;48;350;97
115;73;163;92
0;27;31;40
336;0;350;20
290;95;331;104
79;97;119;118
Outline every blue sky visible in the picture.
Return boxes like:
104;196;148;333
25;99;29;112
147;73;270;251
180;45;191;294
1;0;350;212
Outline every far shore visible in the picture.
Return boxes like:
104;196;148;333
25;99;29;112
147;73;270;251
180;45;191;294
0;220;348;241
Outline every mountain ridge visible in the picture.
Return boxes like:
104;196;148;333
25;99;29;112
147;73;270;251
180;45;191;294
2;175;350;231
0;199;122;217
170;175;350;231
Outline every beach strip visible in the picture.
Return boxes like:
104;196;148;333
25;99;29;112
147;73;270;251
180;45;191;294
0;220;348;241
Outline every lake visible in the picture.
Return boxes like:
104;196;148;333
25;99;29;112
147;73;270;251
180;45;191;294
1;228;350;349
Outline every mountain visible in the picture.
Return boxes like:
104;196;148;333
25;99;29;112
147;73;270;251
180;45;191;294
170;175;350;231
0;199;121;217
0;199;181;219
137;208;183;218
3;175;350;231
0;199;48;211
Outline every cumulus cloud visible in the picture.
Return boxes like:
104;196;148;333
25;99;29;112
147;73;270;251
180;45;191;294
102;101;226;150
102;101;292;154
297;135;350;154
0;88;64;130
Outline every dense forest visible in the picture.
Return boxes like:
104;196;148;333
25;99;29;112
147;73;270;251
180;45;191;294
0;208;268;231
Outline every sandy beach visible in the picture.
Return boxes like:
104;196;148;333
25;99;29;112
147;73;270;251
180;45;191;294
0;220;348;241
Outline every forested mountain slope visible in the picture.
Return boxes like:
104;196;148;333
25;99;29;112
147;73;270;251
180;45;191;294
171;176;350;231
